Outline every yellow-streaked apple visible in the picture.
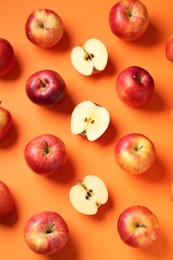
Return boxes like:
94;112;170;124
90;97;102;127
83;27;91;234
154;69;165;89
109;0;149;41
71;38;108;76
70;100;110;141
117;205;159;248
114;133;156;174
69;175;108;215
115;66;154;107
0;102;13;141
24;211;69;255
25;8;64;48
24;134;67;176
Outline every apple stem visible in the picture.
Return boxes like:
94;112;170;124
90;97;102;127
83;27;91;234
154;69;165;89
43;140;49;154
46;223;55;234
135;145;143;151
39;79;47;88
0;100;2;106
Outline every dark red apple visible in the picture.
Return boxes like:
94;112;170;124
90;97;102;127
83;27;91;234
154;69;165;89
25;69;66;107
0;38;15;76
115;66;154;107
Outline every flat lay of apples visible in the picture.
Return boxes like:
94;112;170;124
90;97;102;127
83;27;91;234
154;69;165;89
0;0;173;258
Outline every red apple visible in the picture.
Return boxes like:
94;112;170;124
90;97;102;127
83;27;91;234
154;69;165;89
117;205;159;248
0;180;13;221
24;134;67;176
0;38;15;76
165;34;173;62
0;102;13;140
115;66;154;107
25;8;64;48
114;133;156;174
24;211;69;255
109;0;149;41
25;69;66;107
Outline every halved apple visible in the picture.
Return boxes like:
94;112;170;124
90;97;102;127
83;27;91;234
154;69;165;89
69;175;108;215
70;38;108;76
70;100;110;141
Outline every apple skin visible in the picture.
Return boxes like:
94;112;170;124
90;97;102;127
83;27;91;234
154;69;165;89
24;211;69;255
114;133;156;174
0;38;15;76
24;134;67;176
109;0;149;41
25;69;66;107
115;66;154;107
117;205;159;248
165;35;173;62
0;180;13;221
25;8;64;48
0;104;13;140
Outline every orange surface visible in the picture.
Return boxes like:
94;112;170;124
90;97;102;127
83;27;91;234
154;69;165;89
0;0;173;259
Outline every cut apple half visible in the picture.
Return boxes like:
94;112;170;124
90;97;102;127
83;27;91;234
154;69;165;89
70;100;110;141
71;38;108;76
69;175;108;215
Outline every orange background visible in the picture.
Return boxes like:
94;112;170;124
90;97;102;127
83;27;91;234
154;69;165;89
0;0;173;259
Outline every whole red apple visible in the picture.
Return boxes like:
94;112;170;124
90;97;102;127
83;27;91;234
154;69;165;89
117;205;159;248
165;34;173;62
115;66;154;107
114;133;156;174
0;180;13;221
24;134;67;175
109;0;149;41
0;102;13;140
25;69;66;107
24;211;69;255
0;38;15;76
25;8;64;48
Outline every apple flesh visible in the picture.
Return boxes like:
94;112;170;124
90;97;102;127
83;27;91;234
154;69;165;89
0;38;15;76
0;180;13;221
114;133;156;174
165;34;173;62
24;211;69;255
0;102;13;140
25;69;66;107
69;175;108;215
109;0;149;41
24;134;67;175
70;100;110;141
117;205;159;248
115;66;154;107
25;8;64;48
71;38;108;76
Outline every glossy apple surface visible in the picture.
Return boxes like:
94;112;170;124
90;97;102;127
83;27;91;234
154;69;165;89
24;211;69;255
165;35;173;62
25;69;66;107
24;134;67;175
114;133;156;174
0;180;13;221
0;38;15;76
116;66;154;107
109;0;149;41
25;8;64;48
117;205;159;248
0;104;13;140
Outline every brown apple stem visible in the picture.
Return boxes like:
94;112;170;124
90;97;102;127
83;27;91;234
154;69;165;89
46;223;55;234
39;79;47;88
43;140;49;154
